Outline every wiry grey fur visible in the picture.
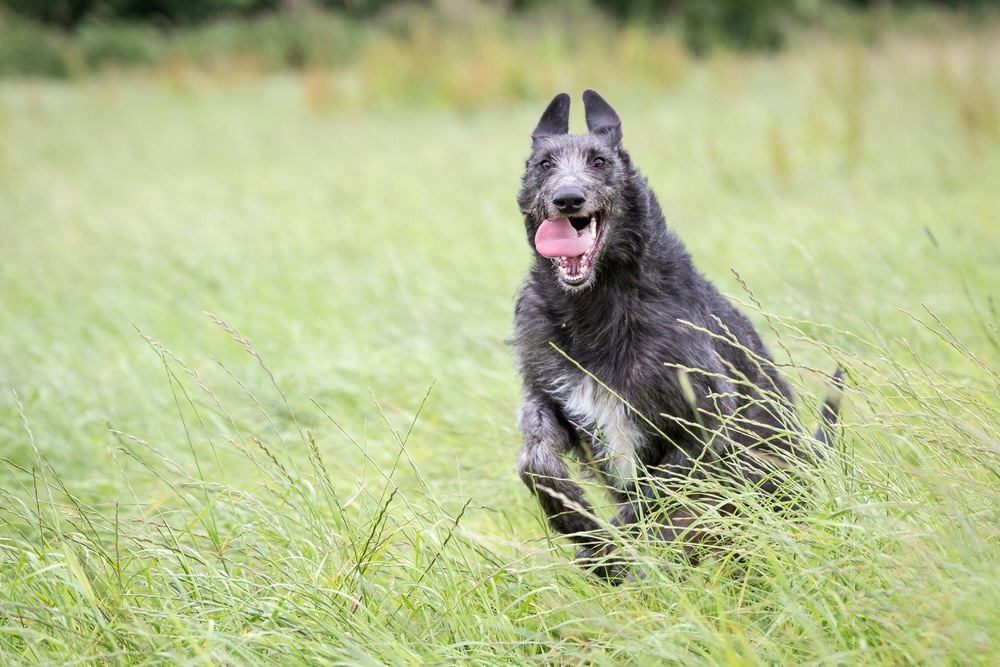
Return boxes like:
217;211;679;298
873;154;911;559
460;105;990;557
511;90;841;582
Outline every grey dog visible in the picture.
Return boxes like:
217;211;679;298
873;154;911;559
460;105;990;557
510;90;841;582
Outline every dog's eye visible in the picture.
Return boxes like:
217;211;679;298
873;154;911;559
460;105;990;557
592;157;606;168
539;159;554;171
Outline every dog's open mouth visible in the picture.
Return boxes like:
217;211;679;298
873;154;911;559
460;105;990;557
534;214;606;285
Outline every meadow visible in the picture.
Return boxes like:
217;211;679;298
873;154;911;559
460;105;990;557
1;22;999;665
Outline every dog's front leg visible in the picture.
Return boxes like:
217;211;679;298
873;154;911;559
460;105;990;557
516;393;599;538
517;394;628;582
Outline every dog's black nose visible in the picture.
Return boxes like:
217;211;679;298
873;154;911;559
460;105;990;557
552;188;586;215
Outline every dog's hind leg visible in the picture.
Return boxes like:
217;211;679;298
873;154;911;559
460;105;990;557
517;394;630;581
614;470;738;573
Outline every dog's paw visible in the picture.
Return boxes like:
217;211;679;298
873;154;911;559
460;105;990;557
575;543;631;585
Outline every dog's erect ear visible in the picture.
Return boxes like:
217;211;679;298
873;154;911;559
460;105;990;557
531;93;571;146
583;89;622;146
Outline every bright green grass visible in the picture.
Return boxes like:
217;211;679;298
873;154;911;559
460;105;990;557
1;34;999;665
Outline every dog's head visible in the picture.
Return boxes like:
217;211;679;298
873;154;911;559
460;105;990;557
517;90;633;290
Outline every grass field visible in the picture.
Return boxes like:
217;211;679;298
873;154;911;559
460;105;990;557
1;29;999;665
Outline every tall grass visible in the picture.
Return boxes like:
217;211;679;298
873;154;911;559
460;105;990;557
1;26;998;665
2;310;997;663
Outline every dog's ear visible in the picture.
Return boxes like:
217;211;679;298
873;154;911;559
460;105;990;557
532;93;571;146
583;89;622;146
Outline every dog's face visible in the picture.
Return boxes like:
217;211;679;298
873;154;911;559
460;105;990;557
517;90;631;290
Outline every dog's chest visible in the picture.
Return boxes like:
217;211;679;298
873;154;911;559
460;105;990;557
549;371;645;487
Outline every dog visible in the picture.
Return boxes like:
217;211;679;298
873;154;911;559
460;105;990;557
510;90;841;582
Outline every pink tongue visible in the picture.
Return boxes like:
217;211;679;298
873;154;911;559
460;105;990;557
534;217;592;258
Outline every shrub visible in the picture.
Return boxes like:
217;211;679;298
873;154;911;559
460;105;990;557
0;15;75;77
77;21;163;69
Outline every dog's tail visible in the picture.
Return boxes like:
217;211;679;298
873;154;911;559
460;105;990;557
813;369;845;447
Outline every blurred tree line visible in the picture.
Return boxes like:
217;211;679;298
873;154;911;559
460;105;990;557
0;0;994;79
2;0;992;30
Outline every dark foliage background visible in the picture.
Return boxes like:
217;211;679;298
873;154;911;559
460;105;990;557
3;0;993;29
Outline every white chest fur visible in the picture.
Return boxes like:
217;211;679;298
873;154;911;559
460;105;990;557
550;373;645;487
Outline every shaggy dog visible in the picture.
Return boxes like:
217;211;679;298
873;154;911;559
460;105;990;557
510;90;840;581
